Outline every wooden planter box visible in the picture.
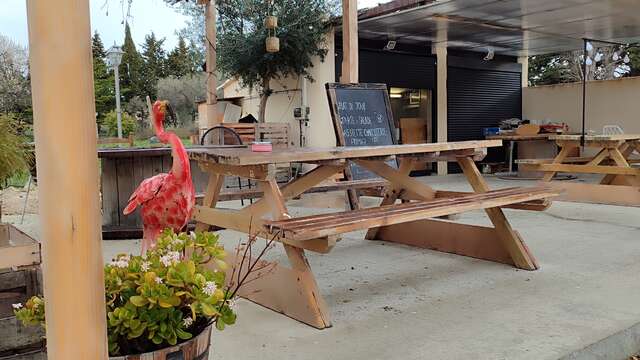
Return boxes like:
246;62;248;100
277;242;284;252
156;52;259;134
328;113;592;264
0;224;44;360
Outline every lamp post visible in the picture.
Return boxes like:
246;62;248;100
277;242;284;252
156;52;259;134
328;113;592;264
105;44;124;138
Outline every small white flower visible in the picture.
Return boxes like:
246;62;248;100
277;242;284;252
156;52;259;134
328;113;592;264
183;316;194;327
141;261;150;272
155;276;163;284
110;255;130;268
189;231;196;240
160;251;181;267
203;281;217;296
12;303;23;310
228;299;238;311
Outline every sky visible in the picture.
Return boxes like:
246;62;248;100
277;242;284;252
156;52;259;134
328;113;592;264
1;0;382;51
0;0;190;50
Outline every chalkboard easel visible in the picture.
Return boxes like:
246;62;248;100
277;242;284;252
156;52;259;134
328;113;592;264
326;83;397;209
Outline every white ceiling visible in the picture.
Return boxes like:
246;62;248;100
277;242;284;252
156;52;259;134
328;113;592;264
357;0;640;56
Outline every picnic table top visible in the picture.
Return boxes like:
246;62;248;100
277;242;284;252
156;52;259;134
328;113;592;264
486;133;554;141
548;134;640;142
98;145;245;158
188;140;502;166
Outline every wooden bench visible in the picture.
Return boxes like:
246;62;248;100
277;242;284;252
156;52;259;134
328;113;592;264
263;186;555;241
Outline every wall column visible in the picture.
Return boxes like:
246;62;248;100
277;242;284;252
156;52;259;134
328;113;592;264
26;0;108;358
433;45;448;175
518;56;529;88
203;0;217;136
341;0;358;83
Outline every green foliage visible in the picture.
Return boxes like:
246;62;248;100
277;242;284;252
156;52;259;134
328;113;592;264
157;74;206;125
103;110;138;137
0;114;31;186
0;35;31;118
141;33;168;98
92;32;116;122
119;24;145;102
15;230;236;356
217;0;332;121
167;36;192;78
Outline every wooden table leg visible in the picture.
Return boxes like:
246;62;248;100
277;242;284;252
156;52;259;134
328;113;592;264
608;146;640;187
365;158;416;240
457;157;538;270
541;145;574;181
195;173;224;232
230;178;332;328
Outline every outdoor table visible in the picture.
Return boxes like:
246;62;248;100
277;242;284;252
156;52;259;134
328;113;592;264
189;140;558;329
517;134;640;206
486;133;557;175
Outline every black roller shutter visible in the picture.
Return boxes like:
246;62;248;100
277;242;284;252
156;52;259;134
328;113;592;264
447;56;522;172
335;49;436;90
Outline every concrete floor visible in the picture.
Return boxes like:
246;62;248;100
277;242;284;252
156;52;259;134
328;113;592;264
5;174;640;360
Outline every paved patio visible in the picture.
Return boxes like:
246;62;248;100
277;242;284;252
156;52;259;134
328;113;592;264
6;174;640;360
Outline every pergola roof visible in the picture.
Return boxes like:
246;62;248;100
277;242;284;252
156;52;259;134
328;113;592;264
354;0;640;56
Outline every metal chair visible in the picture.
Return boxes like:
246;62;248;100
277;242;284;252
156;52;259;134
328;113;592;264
200;126;252;205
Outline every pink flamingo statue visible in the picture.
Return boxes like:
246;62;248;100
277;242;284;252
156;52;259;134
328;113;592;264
123;100;195;253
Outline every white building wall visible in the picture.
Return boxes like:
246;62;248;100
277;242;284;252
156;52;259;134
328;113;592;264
222;32;337;147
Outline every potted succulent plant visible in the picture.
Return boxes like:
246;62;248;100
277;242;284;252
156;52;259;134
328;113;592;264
14;230;243;359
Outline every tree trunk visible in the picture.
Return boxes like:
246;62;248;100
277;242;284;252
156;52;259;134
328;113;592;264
258;78;270;123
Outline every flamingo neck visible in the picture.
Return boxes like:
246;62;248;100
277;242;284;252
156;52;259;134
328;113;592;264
160;131;190;180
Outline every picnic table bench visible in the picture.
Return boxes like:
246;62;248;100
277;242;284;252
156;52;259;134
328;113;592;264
189;140;559;329
517;134;640;206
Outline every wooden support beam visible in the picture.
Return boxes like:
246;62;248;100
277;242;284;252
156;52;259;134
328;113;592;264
198;162;269;180
433;45;448;175
457;157;538;270
26;0;108;358
341;0;358;83
204;0;217;134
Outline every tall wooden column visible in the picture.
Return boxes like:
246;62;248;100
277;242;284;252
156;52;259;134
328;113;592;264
341;0;358;83
204;0;218;134
433;45;448;175
26;1;108;358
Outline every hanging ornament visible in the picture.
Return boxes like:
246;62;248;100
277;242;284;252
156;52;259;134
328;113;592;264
585;56;593;66
586;41;594;53
266;36;280;53
265;16;278;29
265;1;279;53
594;52;603;62
613;51;619;61
624;54;630;63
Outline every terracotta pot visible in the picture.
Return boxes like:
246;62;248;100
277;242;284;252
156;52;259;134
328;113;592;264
266;36;280;53
110;324;212;360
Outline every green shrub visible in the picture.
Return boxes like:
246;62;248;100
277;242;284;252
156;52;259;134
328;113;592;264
103;110;138;137
0;114;31;186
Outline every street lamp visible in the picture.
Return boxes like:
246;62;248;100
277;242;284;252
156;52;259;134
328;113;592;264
105;44;125;138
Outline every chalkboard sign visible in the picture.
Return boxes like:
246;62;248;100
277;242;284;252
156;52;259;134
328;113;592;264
326;83;397;180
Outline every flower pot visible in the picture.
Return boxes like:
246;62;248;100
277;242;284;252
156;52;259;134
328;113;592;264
109;324;213;360
266;36;280;53
265;16;278;29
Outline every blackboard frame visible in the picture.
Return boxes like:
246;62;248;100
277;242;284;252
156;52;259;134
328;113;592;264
325;83;397;209
325;83;397;148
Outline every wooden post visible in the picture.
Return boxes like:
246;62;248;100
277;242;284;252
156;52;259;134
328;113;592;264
433;45;448;175
26;1;108;358
518;56;528;88
341;0;358;83
204;0;218;136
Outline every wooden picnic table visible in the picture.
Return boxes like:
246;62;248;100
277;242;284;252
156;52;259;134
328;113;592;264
518;134;640;206
486;133;558;175
189;140;559;329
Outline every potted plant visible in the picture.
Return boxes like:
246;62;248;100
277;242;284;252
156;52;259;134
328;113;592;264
13;230;255;359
